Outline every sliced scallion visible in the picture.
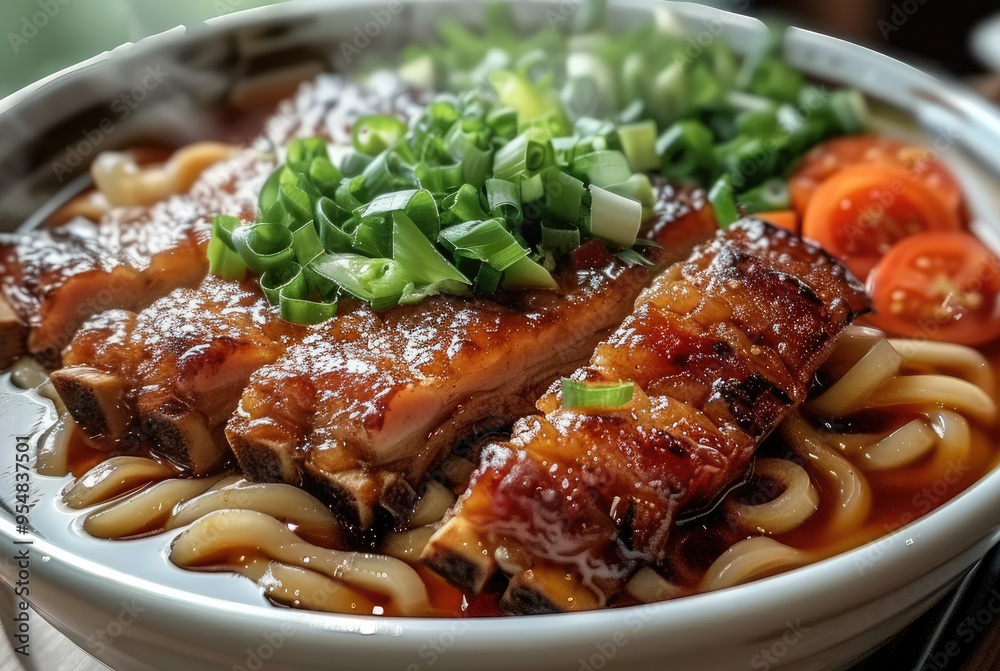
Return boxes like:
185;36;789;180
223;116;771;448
231;223;295;273
617;120;660;172
353;116;409;155
737;177;790;214
708;174;740;229
561;379;635;409
501;255;558;290
391;211;469;286
440;219;527;271
572;150;633;188
207;215;246;281
493;131;556;182
485;178;523;225
589;184;642;249
539;167;585;222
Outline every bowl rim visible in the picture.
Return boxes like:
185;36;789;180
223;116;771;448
2;0;1000;655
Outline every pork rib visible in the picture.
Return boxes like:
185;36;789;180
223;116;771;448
50;275;306;474
226;186;718;530
421;219;870;613
0;150;270;367
1;72;422;370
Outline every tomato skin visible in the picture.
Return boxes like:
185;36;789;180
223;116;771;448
866;231;1000;346
755;210;799;235
789;135;966;223
801;163;962;282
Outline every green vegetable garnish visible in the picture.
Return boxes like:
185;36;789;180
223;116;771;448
207;4;865;324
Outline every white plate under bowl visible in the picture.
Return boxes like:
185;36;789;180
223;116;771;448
3;2;1000;670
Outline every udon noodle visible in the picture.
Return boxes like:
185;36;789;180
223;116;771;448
14;325;998;615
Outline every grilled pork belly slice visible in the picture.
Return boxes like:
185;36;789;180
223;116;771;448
422;219;870;614
52;181;711;487
0;151;270;367
51;275;305;474
0;73;428;370
226;185;718;530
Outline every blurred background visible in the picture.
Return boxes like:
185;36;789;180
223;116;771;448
0;0;999;100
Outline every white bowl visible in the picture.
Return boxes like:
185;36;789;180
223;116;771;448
3;2;1000;670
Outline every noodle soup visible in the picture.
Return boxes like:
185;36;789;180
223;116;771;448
3;1;1000;624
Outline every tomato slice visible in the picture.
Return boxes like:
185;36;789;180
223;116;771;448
755;210;799;235
866;231;1000;346
789;135;966;224
801;163;962;281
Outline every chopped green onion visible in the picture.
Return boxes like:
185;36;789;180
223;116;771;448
209;18;867;324
441;184;488;226
473;260;502;293
260;263;307;306
440;218;527;271
655;120;715;181
308;157;342;198
540;221;581;257
539;167;585;222
340;151;374;178
391;211;469;285
708;174;740;229
315;197;353;253
493;131;556;182
501;255;558;290
277;175;313;224
355;151;420;202
748;57;805;104
363;189;440;239
398;53;436;88
617;120;660;172
210;214;240;249
828;89;868;134
415;162;464;194
519;173;544;203
490;70;570;136
605;174;656;220
486;106;518;140
649;61;688;126
291;220;324;265
258;167;283;214
231;223;295;273
279;292;338;325
285;138;329;175
737;177;790;214
353;116;409;155
308;253;412;309
444;120;493;188
572;150;632;188
207;215;247;281
561;379;635;409
589;184;642;248
615;249;655;267
485;178;523;225
350;215;394;259
687;63;724;108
